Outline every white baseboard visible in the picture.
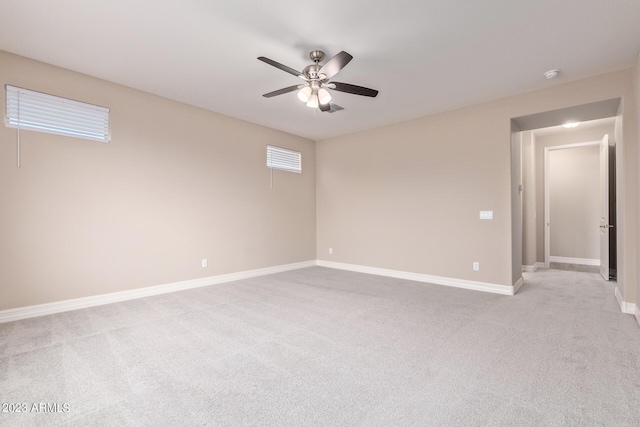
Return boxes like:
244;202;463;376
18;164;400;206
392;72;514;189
614;287;637;315
522;262;542;273
635;306;640;329
549;256;599;266
615;287;624;312
513;277;524;294
523;262;545;272
316;260;515;295
0;260;316;323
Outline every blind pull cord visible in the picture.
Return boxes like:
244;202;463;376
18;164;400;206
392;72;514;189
17;90;21;168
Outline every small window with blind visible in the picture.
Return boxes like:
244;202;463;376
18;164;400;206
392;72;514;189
266;145;301;173
5;85;110;143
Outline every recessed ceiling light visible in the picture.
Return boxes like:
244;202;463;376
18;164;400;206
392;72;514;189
544;69;560;79
562;122;580;128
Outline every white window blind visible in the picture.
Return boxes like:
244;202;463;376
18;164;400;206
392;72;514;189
266;145;301;173
5;85;110;143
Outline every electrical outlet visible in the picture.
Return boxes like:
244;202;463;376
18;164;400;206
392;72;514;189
329;248;333;255
473;262;479;271
201;259;208;268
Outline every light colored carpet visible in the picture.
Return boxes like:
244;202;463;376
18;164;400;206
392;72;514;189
1;267;639;426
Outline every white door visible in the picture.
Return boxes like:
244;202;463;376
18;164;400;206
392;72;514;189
599;134;610;280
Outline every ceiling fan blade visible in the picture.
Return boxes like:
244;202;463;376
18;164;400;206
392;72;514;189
262;85;302;98
258;56;303;78
319;102;330;112
318;51;353;79
330;82;378;97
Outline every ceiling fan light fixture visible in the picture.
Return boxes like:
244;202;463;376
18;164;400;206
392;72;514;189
258;49;378;113
318;88;331;105
306;94;319;109
297;86;312;103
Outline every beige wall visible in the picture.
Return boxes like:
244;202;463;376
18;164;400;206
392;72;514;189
549;145;600;260
511;129;523;284
316;110;514;286
534;124;615;263
635;50;640;308
0;51;316;310
521;131;536;267
317;69;637;293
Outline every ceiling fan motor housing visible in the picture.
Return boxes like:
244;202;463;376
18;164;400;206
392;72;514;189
303;64;324;80
309;50;325;63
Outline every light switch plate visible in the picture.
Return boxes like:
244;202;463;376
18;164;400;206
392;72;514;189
480;211;494;220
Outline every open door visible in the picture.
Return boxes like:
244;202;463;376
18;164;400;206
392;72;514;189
599;134;611;280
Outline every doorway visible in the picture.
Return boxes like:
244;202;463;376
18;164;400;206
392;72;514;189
543;140;607;275
510;100;621;289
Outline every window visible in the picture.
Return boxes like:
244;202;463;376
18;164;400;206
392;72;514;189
266;145;301;173
5;85;110;143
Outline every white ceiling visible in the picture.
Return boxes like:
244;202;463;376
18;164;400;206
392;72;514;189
1;0;639;141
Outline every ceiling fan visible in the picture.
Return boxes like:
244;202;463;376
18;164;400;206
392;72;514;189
258;50;378;112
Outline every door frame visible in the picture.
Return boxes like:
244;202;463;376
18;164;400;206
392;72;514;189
543;140;601;268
